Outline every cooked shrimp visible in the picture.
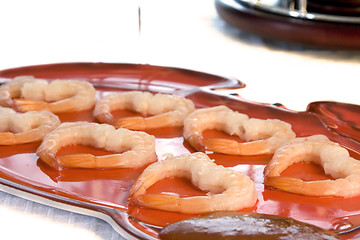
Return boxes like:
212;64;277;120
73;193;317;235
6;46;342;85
0;76;42;107
129;152;257;214
0;107;61;145
183;105;296;155
264;135;360;197
93;91;195;130
0;75;97;113
36;122;157;169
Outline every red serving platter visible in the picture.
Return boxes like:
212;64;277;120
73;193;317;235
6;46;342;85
0;62;359;239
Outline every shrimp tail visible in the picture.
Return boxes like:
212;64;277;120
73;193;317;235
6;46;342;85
186;134;205;151
0;98;13;108
114;116;147;130
13;99;50;112
57;154;97;168
265;176;305;193
134;194;181;212
0;132;16;145
0;132;41;145
203;138;243;155
134;194;211;214
204;138;272;155
94;112;114;125
129;169;163;198
37;149;58;169
265;176;336;197
128;180;146;198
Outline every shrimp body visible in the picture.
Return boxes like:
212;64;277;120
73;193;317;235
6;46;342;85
93;91;195;130
0;76;43;107
0;107;61;145
264;135;360;197
183;105;296;155
129;152;257;214
36;122;157;169
0;76;96;113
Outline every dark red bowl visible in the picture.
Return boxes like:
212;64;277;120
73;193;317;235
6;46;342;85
215;0;360;49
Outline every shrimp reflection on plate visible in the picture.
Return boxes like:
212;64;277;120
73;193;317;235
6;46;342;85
183;105;296;155
0;76;96;113
93;91;195;130
0;107;60;145
264;135;360;198
129;152;257;214
36;122;157;169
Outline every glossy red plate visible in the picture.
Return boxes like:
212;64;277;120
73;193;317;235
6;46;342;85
0;62;359;240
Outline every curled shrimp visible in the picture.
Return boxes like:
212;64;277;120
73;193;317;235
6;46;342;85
183;105;296;155
93;91;195;130
0;75;96;113
129;152;257;214
264;135;360;197
36;122;157;169
0;76;38;107
0;107;61;145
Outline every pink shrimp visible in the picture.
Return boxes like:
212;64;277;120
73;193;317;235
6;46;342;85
0;76;96;113
183;105;296;155
129;152;257;214
36;122;157;169
93;91;195;130
0;106;60;145
264;135;360;197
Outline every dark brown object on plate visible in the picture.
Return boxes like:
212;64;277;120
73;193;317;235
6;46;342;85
159;211;341;240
